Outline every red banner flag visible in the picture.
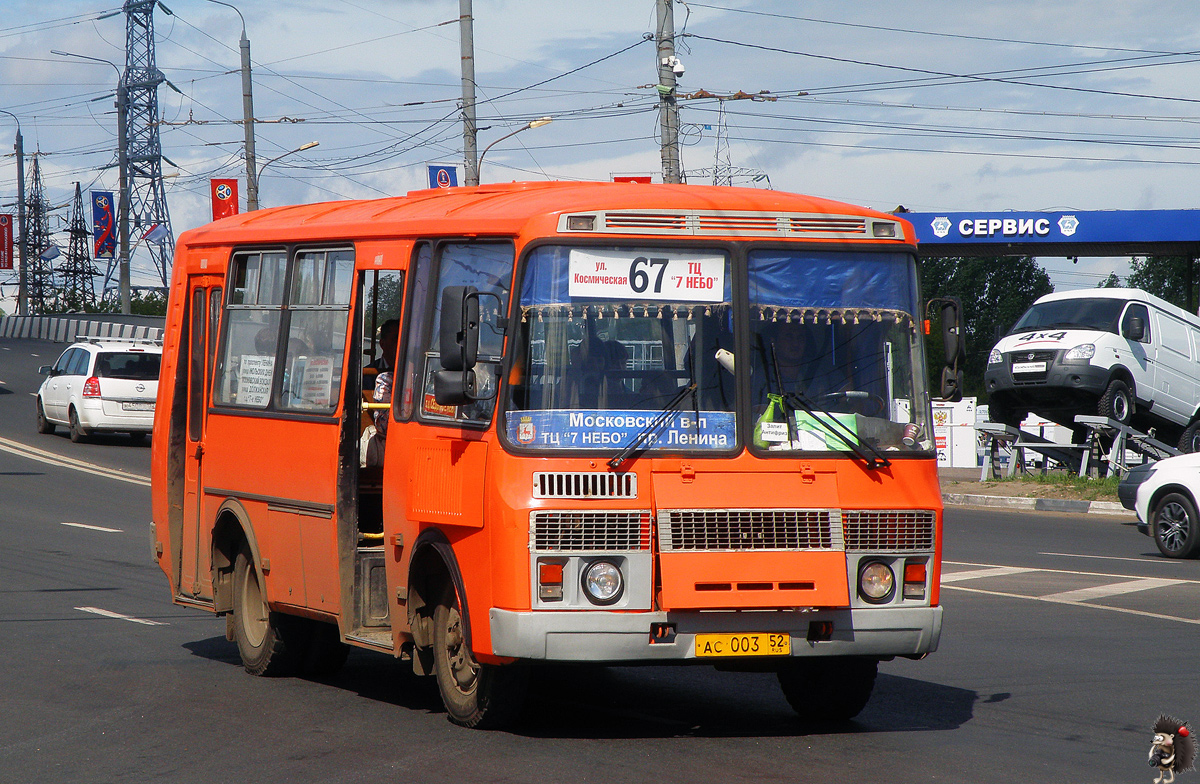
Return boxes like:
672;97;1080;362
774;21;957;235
211;179;239;221
0;214;12;270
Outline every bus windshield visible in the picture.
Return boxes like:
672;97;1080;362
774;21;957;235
746;249;931;454
505;245;736;452
504;244;932;456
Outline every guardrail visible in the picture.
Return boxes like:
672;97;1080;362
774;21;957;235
0;315;164;343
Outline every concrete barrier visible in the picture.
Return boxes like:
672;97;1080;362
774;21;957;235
0;315;164;344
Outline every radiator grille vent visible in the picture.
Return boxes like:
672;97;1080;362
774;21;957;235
843;510;936;551
560;210;882;238
530;510;651;552
532;472;637;499
658;509;841;551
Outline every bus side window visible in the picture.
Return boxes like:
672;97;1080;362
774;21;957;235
214;251;286;408
279;249;354;412
418;241;513;425
398;243;433;420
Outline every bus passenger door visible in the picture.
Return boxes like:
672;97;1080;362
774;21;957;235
180;277;221;600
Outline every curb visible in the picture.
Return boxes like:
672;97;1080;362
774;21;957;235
942;493;1132;517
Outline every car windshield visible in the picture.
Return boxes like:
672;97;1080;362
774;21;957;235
504;245;735;452
1011;298;1125;334
95;351;160;380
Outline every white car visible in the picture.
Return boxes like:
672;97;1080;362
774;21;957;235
1119;453;1200;558
36;340;162;442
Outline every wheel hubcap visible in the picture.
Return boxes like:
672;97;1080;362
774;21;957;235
1157;503;1189;552
443;606;479;692
239;564;269;647
1113;393;1129;421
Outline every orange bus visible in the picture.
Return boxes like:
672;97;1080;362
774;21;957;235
151;181;950;728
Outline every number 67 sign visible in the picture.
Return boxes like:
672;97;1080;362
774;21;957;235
568;248;725;302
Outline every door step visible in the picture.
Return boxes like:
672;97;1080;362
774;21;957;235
346;629;393;651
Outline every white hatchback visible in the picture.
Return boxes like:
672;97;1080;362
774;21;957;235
36;340;162;442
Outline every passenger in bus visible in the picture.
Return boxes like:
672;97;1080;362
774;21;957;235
366;319;400;374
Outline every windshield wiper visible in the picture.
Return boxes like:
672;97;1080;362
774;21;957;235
779;389;890;470
607;382;697;471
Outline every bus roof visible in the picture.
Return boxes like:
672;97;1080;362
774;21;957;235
176;181;913;249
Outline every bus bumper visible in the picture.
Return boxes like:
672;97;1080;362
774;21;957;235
489;605;942;662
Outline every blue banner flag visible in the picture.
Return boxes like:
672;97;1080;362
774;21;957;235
91;191;116;259
428;164;459;189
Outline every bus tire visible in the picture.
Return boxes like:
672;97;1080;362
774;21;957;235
232;546;298;676
36;398;55;434
432;588;527;729
777;657;878;722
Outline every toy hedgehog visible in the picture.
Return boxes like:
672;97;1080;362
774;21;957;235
1150;714;1195;783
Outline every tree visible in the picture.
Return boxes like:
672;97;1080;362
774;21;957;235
1097;271;1123;288
1127;255;1197;310
920;255;1053;399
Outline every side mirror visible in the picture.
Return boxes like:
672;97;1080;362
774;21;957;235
434;368;477;406
39;365;53;376
1125;315;1145;342
927;296;966;402
439;285;480;372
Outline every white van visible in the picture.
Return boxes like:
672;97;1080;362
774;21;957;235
984;288;1200;451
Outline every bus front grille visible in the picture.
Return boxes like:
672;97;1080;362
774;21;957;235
842;510;936;551
530;511;652;552
657;509;842;551
532;472;637;499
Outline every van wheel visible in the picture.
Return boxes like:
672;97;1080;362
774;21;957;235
1179;423;1200;454
36;398;55;434
778;657;878;722
232;546;299;676
1152;492;1200;559
432;586;527;729
1098;380;1133;424
68;407;88;443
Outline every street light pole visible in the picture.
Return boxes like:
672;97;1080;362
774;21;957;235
50;50;131;313
255;142;319;207
0;110;25;316
476;118;552;183
205;1;257;211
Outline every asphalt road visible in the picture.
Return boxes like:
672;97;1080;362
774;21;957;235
1;336;1196;783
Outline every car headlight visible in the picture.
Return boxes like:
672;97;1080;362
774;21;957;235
1063;343;1096;361
581;559;623;605
988;349;1003;365
858;561;895;604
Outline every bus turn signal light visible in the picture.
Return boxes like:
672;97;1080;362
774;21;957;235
538;561;564;601
903;560;927;600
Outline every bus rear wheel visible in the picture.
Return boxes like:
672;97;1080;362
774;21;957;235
432;588;526;729
777;657;878;722
232;547;299;676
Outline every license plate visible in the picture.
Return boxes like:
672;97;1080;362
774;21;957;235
694;632;791;658
121;401;154;411
1011;361;1046;374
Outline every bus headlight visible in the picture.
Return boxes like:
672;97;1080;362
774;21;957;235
581;559;623;605
858;561;895;604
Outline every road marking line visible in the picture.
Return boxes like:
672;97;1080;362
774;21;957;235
1041;577;1184;603
941;566;1036;583
944;560;1200;584
76;606;166;626
0;435;150;486
62;522;123;533
943;583;1200;626
1039;552;1173;564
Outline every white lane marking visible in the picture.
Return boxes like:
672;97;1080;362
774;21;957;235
1039;552;1172;565
1041;577;1185;603
944;560;1200;583
0;435;150;486
943;583;1200;626
941;566;1035;583
76;606;166;626
62;522;123;534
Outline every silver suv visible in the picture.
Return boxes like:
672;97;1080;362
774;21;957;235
36;340;162;442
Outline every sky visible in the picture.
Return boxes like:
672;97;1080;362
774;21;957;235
5;0;1200;310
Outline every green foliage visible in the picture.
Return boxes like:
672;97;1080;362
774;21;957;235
1097;271;1123;288
91;290;168;316
1127;256;1197;309
919;255;1053;399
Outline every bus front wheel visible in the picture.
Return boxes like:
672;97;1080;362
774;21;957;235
777;656;878;722
232;546;298;676
432;588;526;729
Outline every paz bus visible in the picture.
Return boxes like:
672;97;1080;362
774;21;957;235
150;181;952;728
